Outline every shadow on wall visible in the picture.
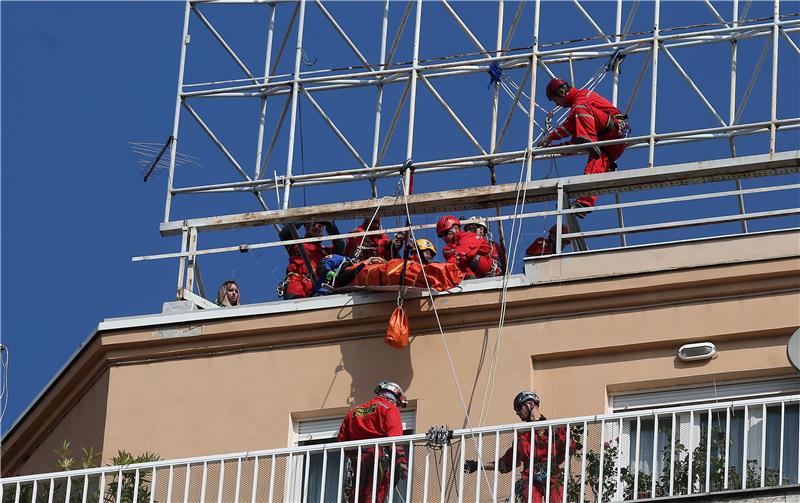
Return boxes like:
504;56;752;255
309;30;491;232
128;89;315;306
335;300;414;408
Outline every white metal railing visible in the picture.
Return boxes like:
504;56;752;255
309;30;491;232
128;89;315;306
4;394;800;502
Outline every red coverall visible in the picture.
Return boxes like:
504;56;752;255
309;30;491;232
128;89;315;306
337;396;407;503
547;87;626;208
345;227;394;260
486;239;505;276
442;231;494;279
498;417;572;503
525;237;553;257
283;242;330;298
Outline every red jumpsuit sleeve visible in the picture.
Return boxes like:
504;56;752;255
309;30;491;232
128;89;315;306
571;101;600;143
551;426;570;465
382;405;407;463
442;243;457;264
498;432;531;473
548;113;575;141
344;228;362;257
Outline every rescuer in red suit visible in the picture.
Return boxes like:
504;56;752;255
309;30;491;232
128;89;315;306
337;381;409;503
410;238;437;265
464;391;573;503
538;78;628;217
525;225;571;257
278;221;344;299
437;215;494;279
344;217;400;260
462;216;505;276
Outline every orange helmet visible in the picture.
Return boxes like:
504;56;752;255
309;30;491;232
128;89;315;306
436;215;461;236
546;78;570;101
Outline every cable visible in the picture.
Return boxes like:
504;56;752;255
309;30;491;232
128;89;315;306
400;188;499;500
0;345;9;423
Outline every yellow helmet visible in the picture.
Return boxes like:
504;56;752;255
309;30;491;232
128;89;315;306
416;238;437;255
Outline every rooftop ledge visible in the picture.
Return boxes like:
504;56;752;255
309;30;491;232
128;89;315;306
99;228;800;333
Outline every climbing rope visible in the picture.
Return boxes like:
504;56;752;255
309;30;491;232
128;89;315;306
399;180;501;500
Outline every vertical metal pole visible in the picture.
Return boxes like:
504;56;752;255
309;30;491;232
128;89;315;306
761;403;767;487
200;462;208;503
651;414;659;497
458;437;466;502
612;0;627;247
164;0;192;222
633;417;641;500
743;405;749;490
598;420;606;502
579;420;588;503
183;463;191;503
688;410;694;494
612;0;623;105
282;0;308;209
669;412;676;496
489;1;507;251
648;0;660;168
177;225;189;297
404;0;423;193
729;0;749;233
405;441;415;503
705;409;713;493
489;0;504;155
562;424;571;503
724;408;731;489
525;0;542;182
555;183;564;254
493;431;501;502
370;0;391;198
769;0;780;156
185;227;198;294
779;402;785;485
255;4;277;180
252;457;260;503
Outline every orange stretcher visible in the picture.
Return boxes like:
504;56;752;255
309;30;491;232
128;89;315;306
350;259;464;292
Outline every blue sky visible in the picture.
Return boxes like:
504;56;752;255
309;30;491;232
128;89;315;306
2;1;799;435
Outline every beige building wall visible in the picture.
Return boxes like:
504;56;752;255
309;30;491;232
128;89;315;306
5;238;799;476
97;290;799;464
16;372;109;475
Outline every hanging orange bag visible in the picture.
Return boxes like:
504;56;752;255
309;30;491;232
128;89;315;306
385;305;410;349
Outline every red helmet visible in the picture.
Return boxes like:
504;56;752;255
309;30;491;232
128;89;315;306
436;215;461;236
546;78;570;100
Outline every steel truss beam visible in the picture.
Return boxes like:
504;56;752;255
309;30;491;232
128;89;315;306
137;151;799;263
155;151;799;236
155;0;800;290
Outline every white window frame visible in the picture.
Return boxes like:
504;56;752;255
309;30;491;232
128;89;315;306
610;376;800;496
293;409;417;445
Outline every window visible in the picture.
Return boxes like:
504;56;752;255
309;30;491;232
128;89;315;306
607;377;800;498
293;410;416;502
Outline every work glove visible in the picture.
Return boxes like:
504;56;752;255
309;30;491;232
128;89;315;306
537;134;552;148
463;460;479;474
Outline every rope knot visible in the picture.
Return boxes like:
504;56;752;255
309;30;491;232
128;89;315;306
487;63;503;89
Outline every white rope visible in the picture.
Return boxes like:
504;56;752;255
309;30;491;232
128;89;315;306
399;188;499;500
352;179;403;261
475;40;634;430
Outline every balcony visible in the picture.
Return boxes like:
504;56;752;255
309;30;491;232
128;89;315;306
3;395;800;502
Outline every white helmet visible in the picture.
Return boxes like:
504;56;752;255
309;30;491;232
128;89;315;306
462;216;488;231
375;380;408;408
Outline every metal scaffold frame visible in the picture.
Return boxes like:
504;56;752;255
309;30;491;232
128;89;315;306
147;0;800;300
